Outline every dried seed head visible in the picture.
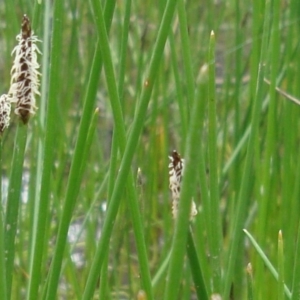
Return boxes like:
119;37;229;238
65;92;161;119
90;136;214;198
168;150;197;220
168;150;184;200
0;94;11;134
9;14;41;124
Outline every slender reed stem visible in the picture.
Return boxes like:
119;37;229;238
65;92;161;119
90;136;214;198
4;124;27;298
164;58;205;299
223;1;270;296
0;141;7;300
207;30;222;294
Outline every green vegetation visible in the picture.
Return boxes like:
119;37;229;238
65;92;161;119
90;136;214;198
0;0;299;299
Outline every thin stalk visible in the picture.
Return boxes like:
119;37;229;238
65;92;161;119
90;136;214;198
177;0;195;113
84;0;154;298
194;64;212;295
244;229;292;298
152;251;172;288
186;229;208;300
207;30;222;294
291;220;300;299
169;32;187;140
99;0;131;296
223;2;270;296
282;0;299;286
27;0;51;297
164;59;205;299
256;0;280;242
221;69;285;179
0;141;7;300
4;124;27;298
278;230;285;300
27;0;64;298
233;0;242;146
254;0;279;297
44;1;117;299
82;0;179;298
79;108;100;175
98;250;109;299
98;133;119;299
117;0;131;103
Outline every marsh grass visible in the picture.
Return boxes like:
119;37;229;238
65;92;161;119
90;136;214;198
0;0;300;299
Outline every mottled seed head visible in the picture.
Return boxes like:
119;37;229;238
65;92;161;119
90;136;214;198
0;95;11;134
168;150;197;220
8;14;41;124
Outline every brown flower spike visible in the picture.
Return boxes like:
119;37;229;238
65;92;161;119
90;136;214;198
9;15;41;124
168;150;197;220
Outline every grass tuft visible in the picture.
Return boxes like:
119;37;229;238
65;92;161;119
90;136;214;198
0;0;299;299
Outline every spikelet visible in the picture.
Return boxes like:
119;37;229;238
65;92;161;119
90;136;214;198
168;150;197;220
9;15;41;124
0;94;11;134
168;150;183;201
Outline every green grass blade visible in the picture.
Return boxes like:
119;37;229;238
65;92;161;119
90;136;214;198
26;0;51;297
278;230;285;300
44;1;117;298
0;142;7;300
117;0;132;100
253;0;280;296
5;125;27;298
207;30;222;294
0;0;297;298
82;0;179;298
244;229;292;299
291;220;300;299
223;1;270;295
27;0;65;298
186;229;208;300
84;0;153;298
169;32;188;140
164;57;206;299
152;251;172;289
194;65;212;295
177;0;194;113
97;0;131;282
